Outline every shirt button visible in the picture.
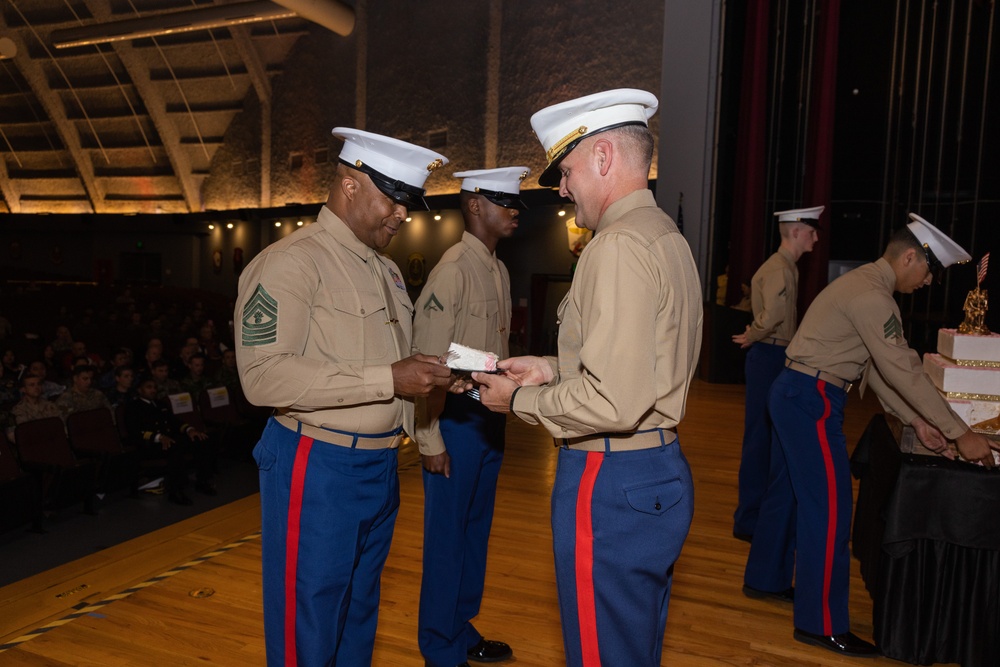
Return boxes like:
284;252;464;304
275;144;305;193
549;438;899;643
337;398;344;403
377;390;384;397
654;502;662;510
360;308;366;314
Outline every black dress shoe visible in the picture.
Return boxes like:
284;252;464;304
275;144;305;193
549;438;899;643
742;584;794;602
168;490;193;506
793;628;879;657
467;638;512;663
732;530;753;543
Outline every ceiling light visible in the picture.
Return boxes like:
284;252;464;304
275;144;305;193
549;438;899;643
274;221;282;227
558;207;566;217
208;224;215;230
297;220;304;227
226;222;234;229
406;216;412;222
433;212;442;221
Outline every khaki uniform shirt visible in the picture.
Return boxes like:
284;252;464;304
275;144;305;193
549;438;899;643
11;397;63;425
235;205;415;435
746;246;798;344
787;258;967;438
412;231;512;455
512;189;703;438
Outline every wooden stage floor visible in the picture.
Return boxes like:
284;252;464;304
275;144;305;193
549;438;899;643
0;379;954;666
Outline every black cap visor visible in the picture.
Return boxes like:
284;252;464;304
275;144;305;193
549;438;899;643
471;188;528;210
921;243;946;283
342;159;428;211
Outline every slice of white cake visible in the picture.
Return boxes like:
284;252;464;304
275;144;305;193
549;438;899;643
445;342;498;372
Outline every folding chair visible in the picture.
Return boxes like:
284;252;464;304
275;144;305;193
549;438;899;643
0;429;43;532
14;417;97;513
66;408;141;494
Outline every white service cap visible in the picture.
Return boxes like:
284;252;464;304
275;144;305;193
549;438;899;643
907;213;972;277
454;166;530;209
774;205;825;229
529;88;658;187
332;127;448;210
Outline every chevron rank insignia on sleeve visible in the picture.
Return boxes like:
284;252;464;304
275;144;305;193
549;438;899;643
242;284;278;346
883;313;903;341
423;293;444;313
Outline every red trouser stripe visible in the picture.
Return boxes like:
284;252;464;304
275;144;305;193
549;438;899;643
575;451;604;667
284;435;314;667
814;380;836;635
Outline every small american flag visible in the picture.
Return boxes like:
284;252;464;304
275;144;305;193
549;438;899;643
977;252;990;286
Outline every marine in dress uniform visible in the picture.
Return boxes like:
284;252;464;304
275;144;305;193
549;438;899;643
732;206;822;541
744;213;999;657
413;167;527;667
235;129;454;667
476;89;703;667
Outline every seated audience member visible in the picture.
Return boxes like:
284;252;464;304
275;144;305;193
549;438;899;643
139;338;164;378
149;360;182;400
179;353;212;401
2;347;24;377
171;337;200;380
214;349;240;391
197;323;225;361
124;377;216;505
25;360;66;399
50;325;74;357
41;344;61;382
11;373;64;427
105;366;136;410
62;340;104;375
99;348;133;391
56;366;112;419
0;347;22;403
125;312;151;355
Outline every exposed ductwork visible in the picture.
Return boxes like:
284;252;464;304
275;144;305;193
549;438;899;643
49;0;355;50
50;2;298;49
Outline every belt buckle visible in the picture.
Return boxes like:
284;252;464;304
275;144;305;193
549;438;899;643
844;381;853;393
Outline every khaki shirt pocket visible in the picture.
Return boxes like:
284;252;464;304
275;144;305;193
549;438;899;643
328;290;390;361
466;298;499;345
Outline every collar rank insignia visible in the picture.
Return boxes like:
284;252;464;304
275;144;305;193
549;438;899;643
242;284;278;347
883;313;903;342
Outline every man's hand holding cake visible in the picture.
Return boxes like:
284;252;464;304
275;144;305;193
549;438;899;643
474;356;555;414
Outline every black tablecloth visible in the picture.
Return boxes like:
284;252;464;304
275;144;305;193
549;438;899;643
852;415;1000;667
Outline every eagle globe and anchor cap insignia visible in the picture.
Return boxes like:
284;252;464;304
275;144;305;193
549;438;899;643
242;284;278;346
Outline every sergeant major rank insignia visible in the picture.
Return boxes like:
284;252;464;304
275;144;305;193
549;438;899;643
242;284;278;346
883;313;903;342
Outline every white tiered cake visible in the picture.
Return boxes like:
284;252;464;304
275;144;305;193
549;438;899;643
923;328;1000;435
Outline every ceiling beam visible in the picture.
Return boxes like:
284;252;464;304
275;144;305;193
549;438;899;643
81;0;201;213
228;21;273;208
3;30;99;213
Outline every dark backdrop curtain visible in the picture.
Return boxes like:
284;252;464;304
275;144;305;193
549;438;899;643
799;0;841;309
725;0;770;307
